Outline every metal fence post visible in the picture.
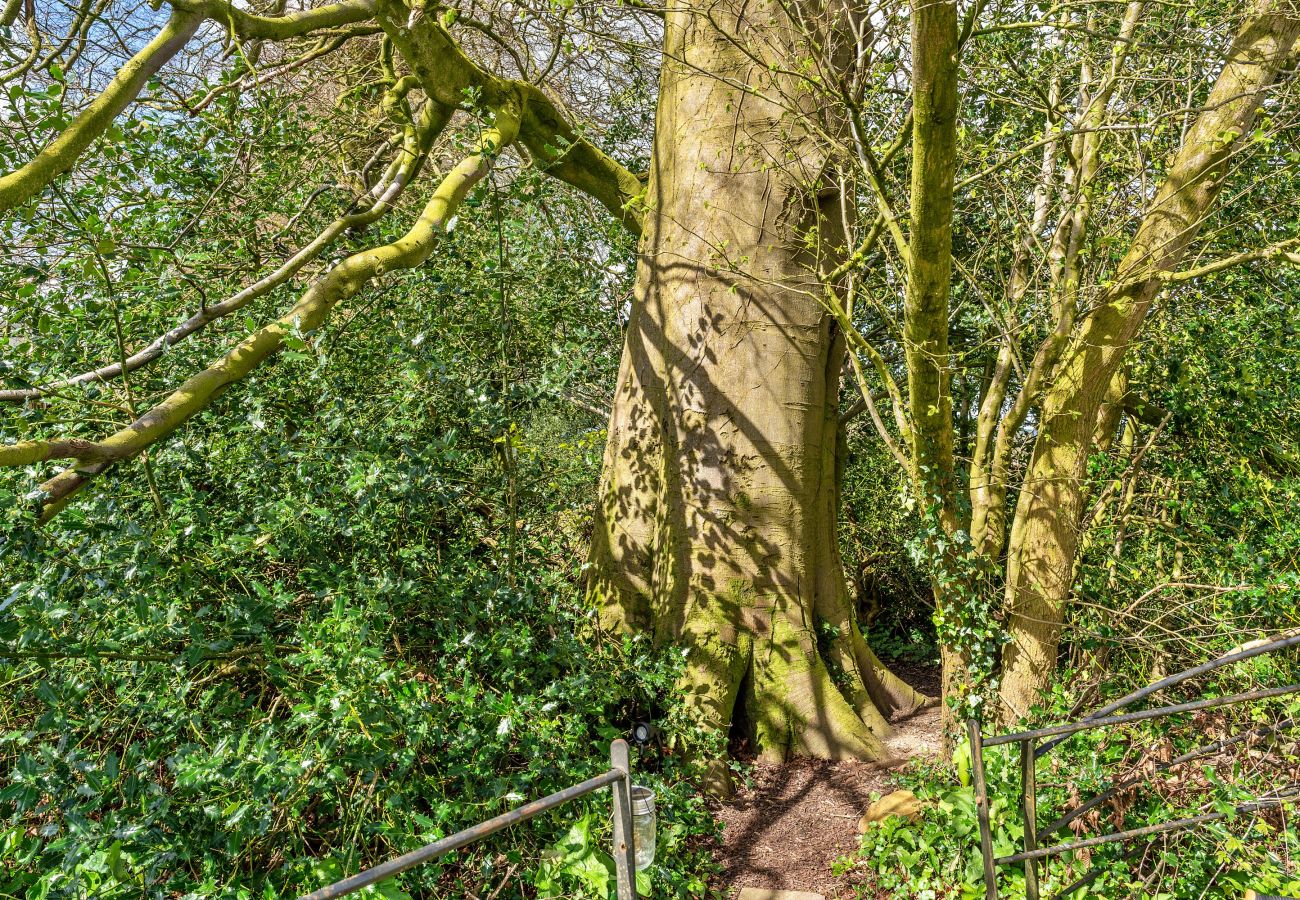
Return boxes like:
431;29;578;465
1021;739;1039;900
968;717;997;900
610;739;637;900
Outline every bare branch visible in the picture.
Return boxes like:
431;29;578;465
846;347;912;471
1156;236;1300;284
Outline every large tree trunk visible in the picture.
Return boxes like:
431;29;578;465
998;0;1300;720
588;0;927;763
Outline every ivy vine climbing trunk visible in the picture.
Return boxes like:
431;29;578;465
588;0;928;765
900;0;969;722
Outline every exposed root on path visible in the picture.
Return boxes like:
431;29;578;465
711;662;942;898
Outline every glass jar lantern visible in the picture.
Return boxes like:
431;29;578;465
630;785;656;871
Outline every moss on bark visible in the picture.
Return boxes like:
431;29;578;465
587;0;927;764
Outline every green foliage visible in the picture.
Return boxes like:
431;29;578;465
841;691;1300;899
5;4;1300;899
903;487;1004;713
1;468;717;896
837;756;1026;900
1071;261;1300;686
838;432;937;657
533;813;670;898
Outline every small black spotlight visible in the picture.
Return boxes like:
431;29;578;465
631;721;661;745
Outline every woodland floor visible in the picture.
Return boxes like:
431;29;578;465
711;660;943;899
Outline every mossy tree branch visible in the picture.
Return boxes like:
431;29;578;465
999;0;1300;718
170;0;378;40
3;0;646;523
377;0;645;235
0;8;205;215
0;0;381;215
0;101;453;402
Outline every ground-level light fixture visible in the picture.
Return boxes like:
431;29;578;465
631;721;660;745
630;785;656;871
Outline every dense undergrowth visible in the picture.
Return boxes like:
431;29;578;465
832;255;1300;898
0;269;725;897
843;682;1300;899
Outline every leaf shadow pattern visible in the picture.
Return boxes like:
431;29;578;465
585;0;930;763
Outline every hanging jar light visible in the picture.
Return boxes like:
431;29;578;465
630;785;656;871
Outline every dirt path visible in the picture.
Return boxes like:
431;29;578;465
711;663;942;899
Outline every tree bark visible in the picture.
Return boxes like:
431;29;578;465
902;0;967;719
998;0;1300;721
588;0;927;763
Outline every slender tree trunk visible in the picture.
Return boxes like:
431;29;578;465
588;0;927;764
902;0;967;721
998;0;1300;720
